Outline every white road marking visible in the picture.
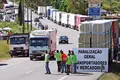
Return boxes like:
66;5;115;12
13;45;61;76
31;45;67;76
58;76;67;80
0;58;28;69
25;70;33;74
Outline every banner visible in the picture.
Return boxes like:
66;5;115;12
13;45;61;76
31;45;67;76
73;48;108;72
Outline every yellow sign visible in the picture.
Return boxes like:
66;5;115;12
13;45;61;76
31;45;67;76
88;0;103;4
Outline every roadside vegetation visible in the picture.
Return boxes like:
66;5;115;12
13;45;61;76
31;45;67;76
0;21;36;61
13;0;120;14
0;21;36;33
100;62;120;80
0;40;10;61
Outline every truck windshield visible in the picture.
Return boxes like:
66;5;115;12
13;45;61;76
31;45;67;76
10;37;26;44
30;38;48;46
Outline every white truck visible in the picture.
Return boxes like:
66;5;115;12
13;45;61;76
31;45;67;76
38;6;46;14
29;29;57;60
38;6;46;18
9;33;29;57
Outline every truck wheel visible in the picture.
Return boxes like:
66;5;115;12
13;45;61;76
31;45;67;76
30;57;33;60
26;53;29;57
67;41;69;44
10;54;14;57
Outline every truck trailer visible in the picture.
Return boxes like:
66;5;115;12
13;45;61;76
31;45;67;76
29;29;57;60
78;19;119;63
9;33;29;57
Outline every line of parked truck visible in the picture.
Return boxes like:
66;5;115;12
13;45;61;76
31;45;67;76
38;6;92;30
78;19;120;63
9;28;57;60
8;6;120;62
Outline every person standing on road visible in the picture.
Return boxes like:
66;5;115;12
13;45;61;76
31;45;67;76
68;50;72;73
45;51;51;74
71;51;77;73
61;50;67;73
35;21;37;26
55;50;62;72
38;22;41;29
66;53;72;75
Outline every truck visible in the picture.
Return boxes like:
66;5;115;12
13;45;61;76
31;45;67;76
75;14;91;30
46;6;52;19
38;6;46;18
29;29;57;60
0;11;4;21
38;6;46;14
78;19;119;63
9;33;29;57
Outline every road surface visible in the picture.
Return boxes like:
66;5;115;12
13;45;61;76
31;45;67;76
0;0;104;80
0;58;103;80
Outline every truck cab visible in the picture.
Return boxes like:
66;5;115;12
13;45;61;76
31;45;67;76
9;33;29;57
29;29;57;60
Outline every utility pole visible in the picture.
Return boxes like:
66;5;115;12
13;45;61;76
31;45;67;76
84;0;86;15
13;0;14;8
30;10;32;32
90;31;92;48
56;0;59;9
22;0;25;33
90;37;92;48
27;3;29;32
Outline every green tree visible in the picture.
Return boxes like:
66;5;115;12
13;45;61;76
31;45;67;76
15;0;120;14
67;0;88;14
18;0;23;26
18;0;24;33
102;0;120;13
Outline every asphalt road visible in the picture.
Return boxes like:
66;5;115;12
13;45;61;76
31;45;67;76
0;1;104;80
0;58;103;80
0;16;103;80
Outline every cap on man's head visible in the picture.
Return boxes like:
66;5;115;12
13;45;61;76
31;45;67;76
45;51;48;53
56;50;59;52
68;50;71;52
72;51;74;55
60;50;63;53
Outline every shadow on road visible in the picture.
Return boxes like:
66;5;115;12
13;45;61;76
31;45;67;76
59;43;73;45
50;73;65;76
0;64;8;66
32;59;56;61
12;55;29;58
72;72;93;76
49;72;93;76
68;43;73;44
32;59;44;61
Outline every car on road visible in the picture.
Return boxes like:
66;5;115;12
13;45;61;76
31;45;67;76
34;18;39;22
59;36;69;44
34;10;38;14
39;13;43;19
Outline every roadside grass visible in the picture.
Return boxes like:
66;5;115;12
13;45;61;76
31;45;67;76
0;22;37;61
100;62;120;80
0;40;10;61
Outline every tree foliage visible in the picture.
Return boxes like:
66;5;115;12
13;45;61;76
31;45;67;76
14;0;120;14
18;0;24;26
51;0;88;14
102;0;120;13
